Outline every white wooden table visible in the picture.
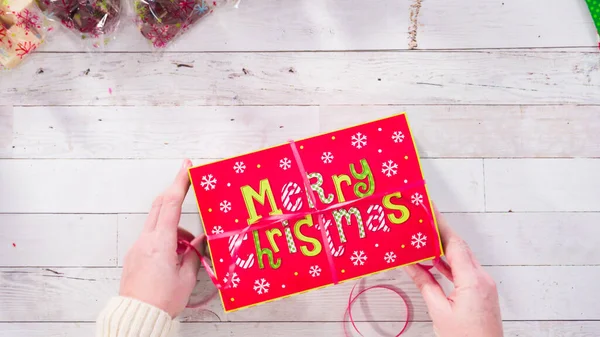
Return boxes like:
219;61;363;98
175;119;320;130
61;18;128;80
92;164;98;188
1;0;600;336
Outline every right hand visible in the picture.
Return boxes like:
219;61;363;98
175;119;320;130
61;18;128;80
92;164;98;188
405;208;503;337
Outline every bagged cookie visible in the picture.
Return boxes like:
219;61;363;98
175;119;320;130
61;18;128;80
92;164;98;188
134;0;228;48
1;0;54;69
36;0;121;48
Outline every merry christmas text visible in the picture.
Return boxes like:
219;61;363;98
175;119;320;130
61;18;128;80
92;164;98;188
234;159;413;270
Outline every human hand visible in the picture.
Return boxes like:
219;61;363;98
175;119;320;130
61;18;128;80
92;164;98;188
405;208;503;337
120;159;202;318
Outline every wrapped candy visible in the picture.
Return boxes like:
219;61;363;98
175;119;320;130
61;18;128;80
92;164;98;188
133;0;228;48
0;0;53;69
36;0;121;48
585;0;599;48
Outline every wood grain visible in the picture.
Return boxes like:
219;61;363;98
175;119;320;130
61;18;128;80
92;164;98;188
41;0;597;52
1;266;599;322
320;105;600;158
0;215;117;267
3;106;319;159
418;0;597;49
116;212;600;267
0;107;12;157
0;211;595;268
4;105;600;159
485;159;600;212
2;51;599;106
3;321;600;337
422;159;484;212
0;159;199;214
2;0;597;334
0;159;483;213
447;212;600;266
45;0;410;52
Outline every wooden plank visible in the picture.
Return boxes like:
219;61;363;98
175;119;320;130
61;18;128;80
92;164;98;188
0;159;199;214
0;159;482;213
421;159;484;212
0;107;11;158
446;212;600;266
320;105;600;158
0;268;119;322
3;321;600;337
0;212;592;268
35;0;600;52
3;52;600;106
485;159;600;212
4;106;319;159
118;214;203;265
46;0;410;52
115;212;600;267
0;266;598;322
418;0;597;49
6;105;600;159
0;215;117;267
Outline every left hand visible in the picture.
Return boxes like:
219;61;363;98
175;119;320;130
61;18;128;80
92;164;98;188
120;159;202;318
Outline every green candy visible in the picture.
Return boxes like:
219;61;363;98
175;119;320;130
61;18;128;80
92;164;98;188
586;0;600;34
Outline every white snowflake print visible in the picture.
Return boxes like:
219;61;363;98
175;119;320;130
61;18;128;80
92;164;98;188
309;265;322;277
350;250;367;266
280;157;292;170
384;251;397;264
223;272;240;288
233;161;246;174
351;132;367;149
321;152;334;164
220;200;232;213
411;232;427;249
211;226;224;235
411;193;423;205
382;160;398;177
253;278;270;295
200;174;217;191
392;131;405;143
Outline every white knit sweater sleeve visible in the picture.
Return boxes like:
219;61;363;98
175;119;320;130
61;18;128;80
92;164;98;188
96;297;180;337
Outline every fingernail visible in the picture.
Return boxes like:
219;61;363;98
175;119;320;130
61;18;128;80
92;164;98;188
182;159;191;168
404;265;416;277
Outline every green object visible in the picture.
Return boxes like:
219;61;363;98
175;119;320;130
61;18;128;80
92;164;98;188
586;0;600;34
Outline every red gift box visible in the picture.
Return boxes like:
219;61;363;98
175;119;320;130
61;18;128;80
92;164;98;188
189;113;443;312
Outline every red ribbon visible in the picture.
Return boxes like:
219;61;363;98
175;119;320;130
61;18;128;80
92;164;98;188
344;284;410;337
178;140;442;335
289;140;339;285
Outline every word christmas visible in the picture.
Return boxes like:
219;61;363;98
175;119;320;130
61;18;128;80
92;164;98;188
189;113;443;312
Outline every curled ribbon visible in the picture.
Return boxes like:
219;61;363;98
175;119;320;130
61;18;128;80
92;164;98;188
344;284;410;337
178;140;442;335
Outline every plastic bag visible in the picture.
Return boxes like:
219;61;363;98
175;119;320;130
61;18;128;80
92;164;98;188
36;0;121;48
133;0;228;48
1;0;54;70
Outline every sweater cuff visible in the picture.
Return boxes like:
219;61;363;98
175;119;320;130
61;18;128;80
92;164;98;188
96;297;179;337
